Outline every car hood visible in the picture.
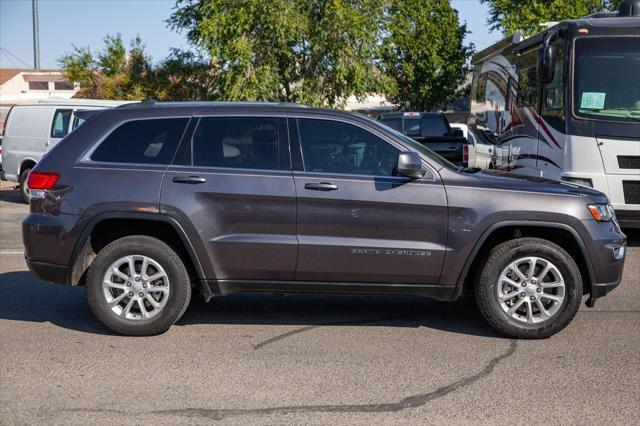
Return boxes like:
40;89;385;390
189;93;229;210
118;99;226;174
471;170;608;202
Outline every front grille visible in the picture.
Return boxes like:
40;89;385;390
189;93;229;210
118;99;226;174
618;156;640;169
622;181;640;204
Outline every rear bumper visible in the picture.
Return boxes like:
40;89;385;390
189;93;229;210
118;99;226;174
615;209;640;229
25;258;69;284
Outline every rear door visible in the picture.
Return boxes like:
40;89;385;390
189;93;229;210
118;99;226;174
160;115;298;280
291;116;448;284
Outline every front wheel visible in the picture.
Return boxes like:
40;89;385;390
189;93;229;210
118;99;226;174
86;236;191;336
475;238;582;339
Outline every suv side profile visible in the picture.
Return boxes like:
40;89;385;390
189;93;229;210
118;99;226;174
23;102;626;338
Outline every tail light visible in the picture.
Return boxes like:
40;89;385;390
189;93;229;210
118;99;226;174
462;144;469;165
27;172;59;190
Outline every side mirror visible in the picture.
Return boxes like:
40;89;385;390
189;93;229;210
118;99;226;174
396;151;425;179
537;30;560;83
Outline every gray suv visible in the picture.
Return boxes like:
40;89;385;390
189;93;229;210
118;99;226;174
23;102;627;338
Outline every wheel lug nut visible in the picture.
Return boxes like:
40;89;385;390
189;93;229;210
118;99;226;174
521;283;527;287
126;282;131;287
536;288;542;293
520;292;525;297
128;291;134;297
135;277;140;282
139;292;144;297
530;296;536;301
142;283;147;288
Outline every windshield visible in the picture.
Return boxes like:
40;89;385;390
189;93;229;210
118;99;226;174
364;115;460;171
574;37;640;123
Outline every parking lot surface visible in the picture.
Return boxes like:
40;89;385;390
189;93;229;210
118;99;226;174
1;186;638;425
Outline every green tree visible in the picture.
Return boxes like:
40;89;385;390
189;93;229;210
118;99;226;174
481;0;624;36
152;49;220;100
59;34;153;99
168;0;394;107
382;0;473;111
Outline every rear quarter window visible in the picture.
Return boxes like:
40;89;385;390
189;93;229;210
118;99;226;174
91;118;189;165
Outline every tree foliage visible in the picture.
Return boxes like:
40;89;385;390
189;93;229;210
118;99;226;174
382;0;472;111
62;1;473;110
168;0;394;107
481;0;624;36
59;34;152;99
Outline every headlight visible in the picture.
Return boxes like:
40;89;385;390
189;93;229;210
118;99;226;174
561;176;593;188
588;204;615;222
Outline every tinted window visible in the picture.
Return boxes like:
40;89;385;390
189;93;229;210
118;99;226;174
516;48;539;108
50;109;72;138
192;117;281;170
379;117;402;132
28;81;48;90
420;115;449;137
297;118;399;176
405;118;421;136
91;118;188;164
72;116;86;130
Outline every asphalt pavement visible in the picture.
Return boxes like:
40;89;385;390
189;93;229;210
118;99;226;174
0;186;638;425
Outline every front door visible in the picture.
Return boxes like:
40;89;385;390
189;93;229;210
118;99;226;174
291;117;448;284
161;115;297;281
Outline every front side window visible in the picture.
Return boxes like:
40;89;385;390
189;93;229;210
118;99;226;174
91;118;188;164
574;37;640;123
192;117;282;170
297;118;399;176
50;109;72;138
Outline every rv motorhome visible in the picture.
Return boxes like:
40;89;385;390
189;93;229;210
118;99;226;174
468;0;640;228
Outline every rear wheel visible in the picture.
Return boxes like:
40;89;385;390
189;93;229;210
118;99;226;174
86;236;191;336
475;238;582;339
19;168;31;203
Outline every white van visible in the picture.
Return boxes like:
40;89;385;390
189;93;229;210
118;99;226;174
1;98;134;202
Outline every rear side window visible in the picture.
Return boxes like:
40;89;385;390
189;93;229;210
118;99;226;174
91;118;188;165
420;115;449;137
192;117;282;170
50;109;72;138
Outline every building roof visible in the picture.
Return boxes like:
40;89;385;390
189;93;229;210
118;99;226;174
0;68;63;86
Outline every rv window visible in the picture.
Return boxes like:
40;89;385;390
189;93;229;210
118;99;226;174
541;40;566;132
475;73;487;103
516;49;539;108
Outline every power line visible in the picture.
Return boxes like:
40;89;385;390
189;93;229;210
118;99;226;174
0;49;21;68
0;47;33;68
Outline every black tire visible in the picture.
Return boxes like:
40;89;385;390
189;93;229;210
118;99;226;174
19;168;31;203
475;237;582;339
86;236;191;336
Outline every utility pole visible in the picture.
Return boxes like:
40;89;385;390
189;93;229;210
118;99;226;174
32;0;40;69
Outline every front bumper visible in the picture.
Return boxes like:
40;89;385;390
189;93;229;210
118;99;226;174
25;258;69;284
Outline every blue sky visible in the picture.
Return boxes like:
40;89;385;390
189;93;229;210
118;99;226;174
0;0;501;69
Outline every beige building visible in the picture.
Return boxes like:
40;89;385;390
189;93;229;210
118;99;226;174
0;68;79;135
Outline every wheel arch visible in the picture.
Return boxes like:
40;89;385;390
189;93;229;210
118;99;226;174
456;221;595;299
19;158;38;176
68;212;207;289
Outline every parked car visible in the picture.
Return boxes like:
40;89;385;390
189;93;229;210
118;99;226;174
23;102;626;338
450;123;496;170
377;112;469;166
1;98;133;202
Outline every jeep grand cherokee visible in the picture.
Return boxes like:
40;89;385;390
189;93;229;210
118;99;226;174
23;102;627;338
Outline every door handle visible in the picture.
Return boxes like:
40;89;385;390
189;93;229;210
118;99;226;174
304;182;338;191
173;176;207;184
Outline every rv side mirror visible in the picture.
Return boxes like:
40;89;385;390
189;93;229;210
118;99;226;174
537;43;555;83
396;151;425;179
